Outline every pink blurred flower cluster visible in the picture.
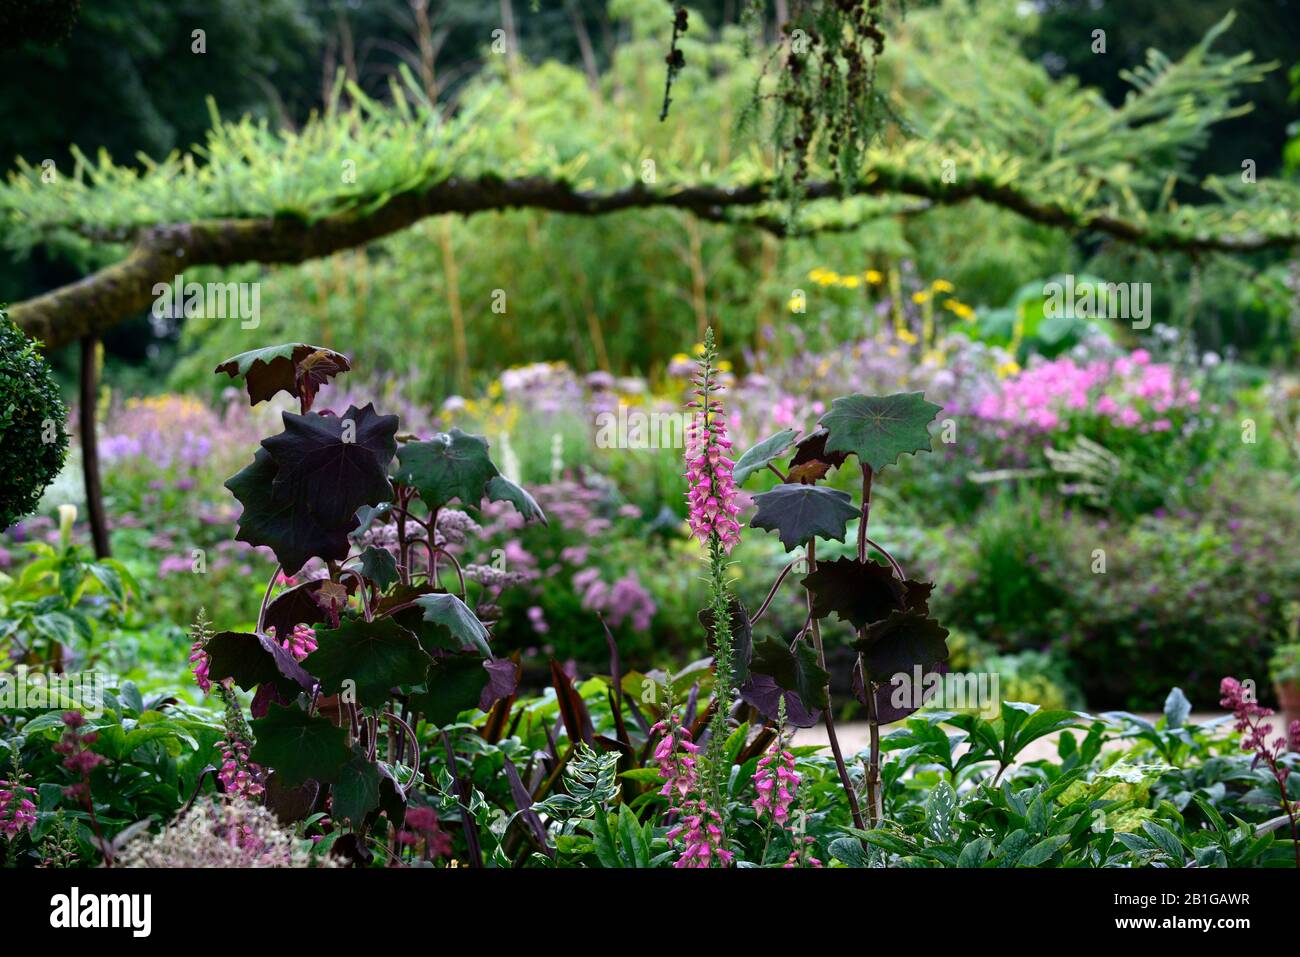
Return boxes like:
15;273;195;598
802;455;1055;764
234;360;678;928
973;350;1199;435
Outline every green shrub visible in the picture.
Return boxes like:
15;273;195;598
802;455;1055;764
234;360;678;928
0;308;69;530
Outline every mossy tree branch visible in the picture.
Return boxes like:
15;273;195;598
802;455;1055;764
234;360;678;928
12;169;1298;350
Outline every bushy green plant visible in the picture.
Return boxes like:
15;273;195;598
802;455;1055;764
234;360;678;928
0;307;68;531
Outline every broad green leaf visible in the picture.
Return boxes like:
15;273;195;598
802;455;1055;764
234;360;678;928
956;836;993;868
408;655;494;726
358;545;399;591
733;429;798;486
303;617;431;707
1163;687;1191;729
393;429;498;510
333;746;381;826
1141;821;1186;862
413;592;491;656
1018;834;1071;867
486;475;547;525
749;483;859;552
818;392;942;471
249;705;351;786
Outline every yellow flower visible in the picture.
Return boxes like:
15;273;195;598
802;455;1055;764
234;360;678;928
897;328;919;345
717;360;732;372
864;270;884;284
995;360;1022;379
487;381;503;398
838;275;861;288
671;352;690;364
911;291;930;304
809;267;840;286
931;279;955;293
787;296;802;312
692;342;706;357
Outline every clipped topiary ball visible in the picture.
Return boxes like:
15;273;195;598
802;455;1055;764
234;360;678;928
0;307;69;530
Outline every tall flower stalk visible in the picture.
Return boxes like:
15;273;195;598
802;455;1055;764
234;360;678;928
684;328;741;858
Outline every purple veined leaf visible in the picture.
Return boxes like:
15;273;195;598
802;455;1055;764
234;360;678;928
225;448;351;576
698;596;753;686
802;557;934;629
789;427;850;472
739;673;822;729
748;634;830;712
502;757;554;858
479;658;519;712
855;661;950;725
214;343;350;408
262;403;398;530
550;659;595;747
853;608;950;678
749;483;860;552
264;773;321;825
262;577;357;637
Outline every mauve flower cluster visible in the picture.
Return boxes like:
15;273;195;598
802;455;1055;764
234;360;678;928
684;409;741;552
218;739;264;800
0;776;37;842
652;714;733;867
752;744;800;825
474;478;658;635
1220;677;1300;770
396;805;453;859
572;567;655;632
972;350;1199;435
53;711;103;805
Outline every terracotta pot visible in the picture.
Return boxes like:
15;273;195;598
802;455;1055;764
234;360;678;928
1275;679;1300;731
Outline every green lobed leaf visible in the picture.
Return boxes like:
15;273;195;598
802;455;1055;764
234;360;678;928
393;429;498;510
302;616;431;707
413;592;492;657
249;705;352;787
733;429;798;486
485;475;547;525
332;746;381;826
358;545;400;592
818;392;943;471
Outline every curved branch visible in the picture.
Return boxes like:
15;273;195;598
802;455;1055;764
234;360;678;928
10;171;1297;350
